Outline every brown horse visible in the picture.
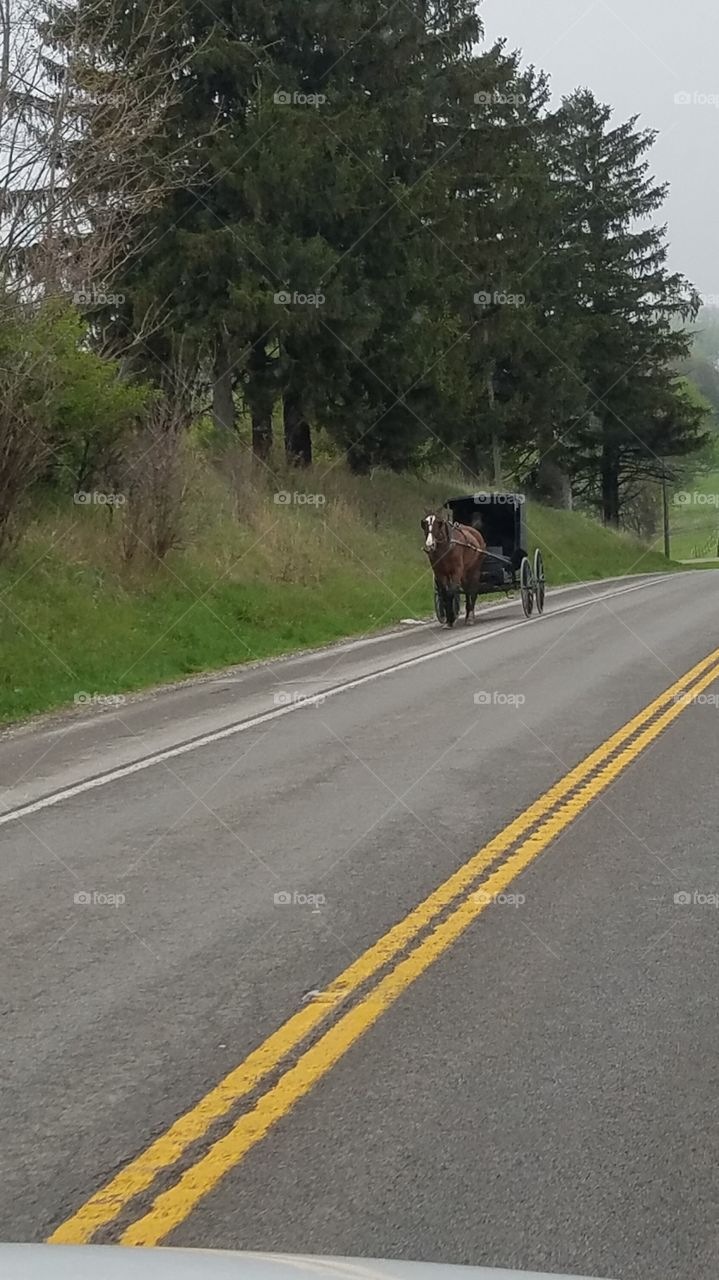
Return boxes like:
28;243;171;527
421;513;486;627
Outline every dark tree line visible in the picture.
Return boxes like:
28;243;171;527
36;0;707;524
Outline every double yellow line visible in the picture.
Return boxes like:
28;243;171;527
49;644;719;1248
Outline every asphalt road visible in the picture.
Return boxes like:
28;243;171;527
2;571;719;1280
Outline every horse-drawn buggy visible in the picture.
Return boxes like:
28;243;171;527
422;492;545;627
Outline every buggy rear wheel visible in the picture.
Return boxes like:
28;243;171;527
533;548;545;614
519;556;534;618
434;582;446;623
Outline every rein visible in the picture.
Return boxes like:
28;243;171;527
425;521;484;555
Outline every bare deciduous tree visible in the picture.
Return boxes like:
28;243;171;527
120;355;201;563
1;0;207;298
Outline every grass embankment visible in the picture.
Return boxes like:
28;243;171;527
667;468;719;560
0;459;675;725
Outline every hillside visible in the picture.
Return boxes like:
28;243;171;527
0;461;677;726
669;467;719;560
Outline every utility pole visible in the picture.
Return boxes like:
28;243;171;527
662;463;671;560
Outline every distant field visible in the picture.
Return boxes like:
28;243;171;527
0;461;677;725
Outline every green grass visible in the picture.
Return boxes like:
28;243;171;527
0;461;677;725
667;469;719;560
524;503;673;583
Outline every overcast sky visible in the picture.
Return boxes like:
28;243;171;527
480;0;719;301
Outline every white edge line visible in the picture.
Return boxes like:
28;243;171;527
0;577;667;827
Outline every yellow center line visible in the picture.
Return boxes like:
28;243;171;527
48;645;719;1246
120;652;719;1246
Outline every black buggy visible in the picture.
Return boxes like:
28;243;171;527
433;491;546;623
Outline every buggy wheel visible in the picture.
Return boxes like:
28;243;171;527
533;548;546;614
519;555;534;618
434;582;446;623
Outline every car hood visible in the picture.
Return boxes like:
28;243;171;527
0;1246;611;1280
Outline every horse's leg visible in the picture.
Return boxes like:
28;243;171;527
447;584;461;628
462;568;472;624
465;549;481;624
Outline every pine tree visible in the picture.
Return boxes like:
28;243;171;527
549;90;704;522
429;48;586;490
39;3;709;504
305;0;485;473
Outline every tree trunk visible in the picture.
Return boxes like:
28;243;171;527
533;416;573;508
491;430;502;488
75;436;91;492
283;388;312;466
536;453;573;509
212;341;235;433
247;338;273;461
346;439;371;474
558;471;573;510
487;367;502;487
601;443;620;525
251;407;272;461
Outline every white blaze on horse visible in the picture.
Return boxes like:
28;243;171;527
421;512;486;627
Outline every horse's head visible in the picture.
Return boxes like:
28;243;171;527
421;512;450;552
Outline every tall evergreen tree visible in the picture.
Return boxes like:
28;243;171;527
39;3;708;515
453;61;588;490
548;90;704;522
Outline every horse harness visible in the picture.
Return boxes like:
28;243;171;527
426;520;484;555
